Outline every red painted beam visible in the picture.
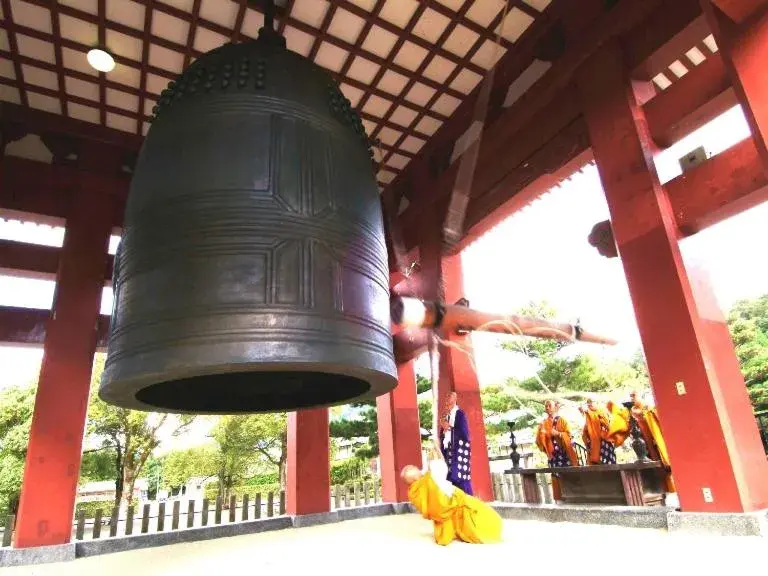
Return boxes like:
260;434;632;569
0;305;111;348
644;53;738;147
711;0;766;22
394;0;705;254
704;0;768;169
393;330;429;365
0;156;127;226
0;239;115;280
589;136;768;256
627;12;709;81
1;101;142;152
0;240;59;279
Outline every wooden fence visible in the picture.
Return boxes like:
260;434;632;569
492;472;554;504
1;480;382;548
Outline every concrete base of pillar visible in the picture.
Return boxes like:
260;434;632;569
667;509;768;536
493;503;670;529
493;503;768;536
0;542;76;566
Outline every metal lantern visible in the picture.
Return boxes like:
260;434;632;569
99;19;396;414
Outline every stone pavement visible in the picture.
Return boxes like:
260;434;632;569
2;514;764;575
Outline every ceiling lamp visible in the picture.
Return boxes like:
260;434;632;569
87;48;115;73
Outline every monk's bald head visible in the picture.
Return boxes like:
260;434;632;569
400;465;422;486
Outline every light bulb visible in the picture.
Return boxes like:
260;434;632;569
87;48;115;73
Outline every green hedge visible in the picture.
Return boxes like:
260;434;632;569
75;499;115;519
204;483;281;501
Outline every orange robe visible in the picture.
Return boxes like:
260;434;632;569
536;415;579;501
581;407;613;464
633;405;676;492
408;470;503;546
536;415;579;466
606;401;631;447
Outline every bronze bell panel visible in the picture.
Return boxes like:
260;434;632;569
99;31;397;414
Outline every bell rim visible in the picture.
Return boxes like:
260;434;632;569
98;361;397;415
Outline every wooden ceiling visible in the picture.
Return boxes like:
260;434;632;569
0;0;553;188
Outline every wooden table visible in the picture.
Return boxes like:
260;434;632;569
506;461;667;506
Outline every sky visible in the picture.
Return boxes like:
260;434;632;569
1;105;767;399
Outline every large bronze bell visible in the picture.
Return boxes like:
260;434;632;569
99;21;396;414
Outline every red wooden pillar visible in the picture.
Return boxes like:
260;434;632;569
438;252;493;502
578;42;768;513
286;408;330;516
377;360;422;502
703;0;768;168
14;186;113;548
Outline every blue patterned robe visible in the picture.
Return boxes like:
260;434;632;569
439;408;473;495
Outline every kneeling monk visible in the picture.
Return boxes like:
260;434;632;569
401;449;503;546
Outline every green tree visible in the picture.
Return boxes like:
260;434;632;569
329;375;433;458
85;354;195;509
0;384;35;516
728;294;768;412
79;447;119;484
163;446;218;489
210;414;287;503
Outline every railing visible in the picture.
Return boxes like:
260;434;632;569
492;471;554;504
1;479;382;548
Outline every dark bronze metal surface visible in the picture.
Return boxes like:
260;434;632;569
100;25;396;413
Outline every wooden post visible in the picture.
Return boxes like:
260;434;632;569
2;516;14;547
13;187;113;548
141;504;150;533
172;500;180;530
539;475;553;504
215;497;222;524
521;473;541;504
267;492;274;517
229;496;236;522
109;506;119;537
187;500;195;528
377;360;423;503
202;499;209;526
75;510;86;540
157;502;166;532
254;493;262;519
92;509;102;539
286;408;330;516
279;491;286;515
242;494;249;521
126;506;134;536
578;40;768;513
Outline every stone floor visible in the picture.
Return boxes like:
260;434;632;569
3;514;765;575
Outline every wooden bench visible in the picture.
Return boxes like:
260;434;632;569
505;461;667;506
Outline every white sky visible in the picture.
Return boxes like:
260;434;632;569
1;106;767;395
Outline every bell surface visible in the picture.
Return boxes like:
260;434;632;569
99;27;397;414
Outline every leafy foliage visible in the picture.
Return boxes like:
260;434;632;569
79;448;119;484
329;374;433;458
728;294;768;412
209;414;287;502
0;384;35;516
85;354;196;508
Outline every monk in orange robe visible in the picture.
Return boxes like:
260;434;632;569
401;448;503;546
629;391;676;492
605;400;631;448
535;400;579;500
580;398;617;465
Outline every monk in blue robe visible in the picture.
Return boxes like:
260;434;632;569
438;392;473;495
